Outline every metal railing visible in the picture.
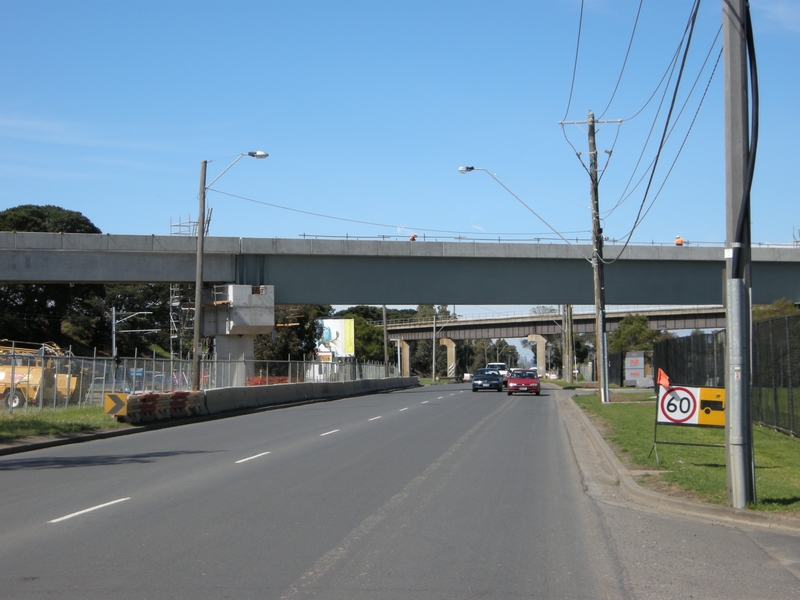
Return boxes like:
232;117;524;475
2;352;397;413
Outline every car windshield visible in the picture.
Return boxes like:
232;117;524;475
476;369;499;376
511;371;537;379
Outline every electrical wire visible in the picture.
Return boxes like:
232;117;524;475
208;188;591;239
604;0;702;263
559;0;589;170
598;0;644;120
603;26;722;220
562;0;585;122
621;46;722;229
731;1;759;279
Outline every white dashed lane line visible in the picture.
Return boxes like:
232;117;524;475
48;498;131;524
399;408;409;412
422;401;429;404
369;416;382;421
320;429;340;436
235;451;272;464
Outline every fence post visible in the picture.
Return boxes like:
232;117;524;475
770;320;778;431
787;317;795;436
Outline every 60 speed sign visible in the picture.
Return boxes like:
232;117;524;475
658;386;699;425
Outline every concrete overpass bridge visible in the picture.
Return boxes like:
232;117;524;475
2;232;799;305
380;306;727;377
382;306;727;341
3;231;797;378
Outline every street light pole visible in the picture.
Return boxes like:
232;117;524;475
191;151;268;391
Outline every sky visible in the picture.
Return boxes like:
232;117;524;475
2;0;799;356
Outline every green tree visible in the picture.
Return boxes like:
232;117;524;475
0;205;105;351
254;305;332;361
333;309;385;361
105;284;173;357
608;314;663;354
753;298;799;321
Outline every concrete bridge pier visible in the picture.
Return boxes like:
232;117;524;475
528;334;547;375
440;338;456;379
400;340;411;377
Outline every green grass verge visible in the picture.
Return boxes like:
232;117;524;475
574;393;800;513
0;405;128;443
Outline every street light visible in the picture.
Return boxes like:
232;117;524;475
192;151;268;390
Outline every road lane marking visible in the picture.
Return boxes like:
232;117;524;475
368;416;382;421
48;498;130;523
235;451;271;464
320;429;340;436
280;397;515;599
437;396;443;400
399;408;408;411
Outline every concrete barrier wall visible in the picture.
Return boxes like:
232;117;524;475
203;377;419;416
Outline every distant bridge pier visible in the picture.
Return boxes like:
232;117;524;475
400;340;411;377
440;338;457;379
528;334;547;376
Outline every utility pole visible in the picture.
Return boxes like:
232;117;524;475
723;0;756;508
588;111;610;403
563;304;574;384
191;160;207;391
560;112;613;402
382;305;389;378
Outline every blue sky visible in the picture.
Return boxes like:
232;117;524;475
2;0;799;332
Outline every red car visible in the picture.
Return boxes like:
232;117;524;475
507;370;541;396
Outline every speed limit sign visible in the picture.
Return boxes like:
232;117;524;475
658;386;699;425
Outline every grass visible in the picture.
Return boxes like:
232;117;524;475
574;393;800;513
0;405;128;443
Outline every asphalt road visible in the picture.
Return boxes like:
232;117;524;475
1;384;798;599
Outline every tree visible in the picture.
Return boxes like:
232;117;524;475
105;284;173;357
0;204;101;234
333;309;385;361
0;205;105;352
608;314;663;354
254;305;332;361
753;298;800;322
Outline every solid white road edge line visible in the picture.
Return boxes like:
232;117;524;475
320;429;340;436
235;451;272;464
48;498;131;523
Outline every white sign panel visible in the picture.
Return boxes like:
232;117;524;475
658;386;700;425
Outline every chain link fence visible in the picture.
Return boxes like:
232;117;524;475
653;316;800;437
653;331;727;389
752;315;800;437
2;350;397;413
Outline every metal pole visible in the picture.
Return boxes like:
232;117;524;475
111;306;116;358
588;111;610;403
432;314;437;381
383;305;389;378
191;160;207;391
723;0;755;508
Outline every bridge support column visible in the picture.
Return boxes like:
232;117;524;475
214;335;256;387
400;340;411;377
528;334;547;376
440;338;456;379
